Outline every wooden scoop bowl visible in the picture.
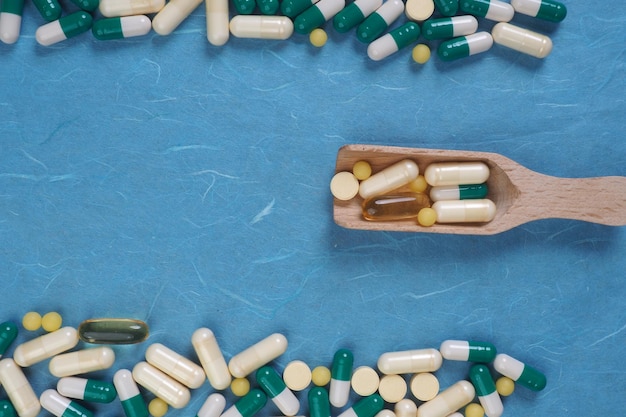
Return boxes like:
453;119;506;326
333;144;626;235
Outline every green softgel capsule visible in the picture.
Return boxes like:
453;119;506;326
78;318;149;344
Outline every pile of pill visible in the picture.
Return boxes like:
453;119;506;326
0;0;566;62
0;314;547;417
331;159;496;226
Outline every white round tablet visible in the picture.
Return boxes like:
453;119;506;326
330;171;359;201
378;374;407;403
405;0;434;21
409;373;439;401
351;366;380;396
283;360;312;391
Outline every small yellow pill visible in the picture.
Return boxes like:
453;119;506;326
352;161;372;181
311;366;331;386
495;376;515;397
149;398;169;417
464;403;484;417
417;207;437;227
309;28;327;47
408;175;428;193
230;377;251;396
22;312;42;331
41;312;63;332
412;44;431;64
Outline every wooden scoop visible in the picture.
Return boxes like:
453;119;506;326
333;144;626;235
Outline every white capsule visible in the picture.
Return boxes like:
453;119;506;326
196;393;226;417
492;22;553;58
481;0;513;22
229;15;293;40
432;199;496;223
206;0;229;45
416;380;475;417
191;328;231;390
0;359;41;417
424;162;489;187
228;333;288;378
132;361;191;409
49;346;115;378
40;390;92;417
122;15;152;36
99;0;165;17
0;12;22;44
377;349;442;375
359;160;419;199
145;343;206;389
13;327;79;367
394;399;418;417
152;0;202;35
114;368;149;417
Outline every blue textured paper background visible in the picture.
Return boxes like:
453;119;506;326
1;0;624;416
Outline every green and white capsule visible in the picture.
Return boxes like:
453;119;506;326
36;11;93;46
32;0;61;21
329;349;353;407
0;322;17;357
337;394;384;417
511;0;566;22
40;390;93;417
459;0;513;22
92;16;151;40
437;31;493;61
294;0;346;34
440;340;496;362
469;365;503;417
333;0;382;33
356;0;403;43
430;184;488;201
196;393;226;417
281;0;319;18
57;377;117;403
493;353;546;391
308;387;330;417
0;400;16;417
257;366;300;416
422;15;477;40
69;0;99;11
113;369;149;417
0;0;24;44
367;21;420;61
433;0;458;16
220;389;267;417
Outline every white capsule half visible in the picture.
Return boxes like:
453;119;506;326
196;393;226;417
377;349;442;375
484;0;514;21
432;199;496;223
113;369;141;401
145;343;206;389
206;0;229;45
228;333;288;378
229;15;293;39
191;328;231;390
375;0;404;25
0;359;41;417
49;347;115;378
424;162;489;186
13;327;79;367
99;0;165;17
367;33;398;61
492;22;553;58
40;390;92;417
132;362;191;409
359;160;419;199
416;380;475;417
0;12;22;44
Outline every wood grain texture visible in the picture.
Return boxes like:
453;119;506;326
333;144;626;235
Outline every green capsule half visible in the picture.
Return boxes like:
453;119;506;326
333;0;380;33
78;318;149;344
32;0;62;21
233;0;255;14
233;389;267;417
356;0;403;43
256;0;279;14
69;0;99;11
433;0;458;16
294;0;345;34
61;11;93;38
0;0;24;15
308;388;330;417
256;366;286;398
469;364;496;396
0;322;18;358
281;0;317;18
351;394;384;417
0;401;16;417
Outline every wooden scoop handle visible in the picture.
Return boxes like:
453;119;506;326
517;173;626;226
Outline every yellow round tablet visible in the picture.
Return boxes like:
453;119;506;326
412;44;431;64
311;366;331;386
405;0;434;21
408;175;428;193
41;312;63;332
283;360;312;391
148;398;168;417
394;399;417;417
378;374;407;403
351;366;380;396
409;372;439;401
352;161;372;181
330;171;360;201
464;403;484;417
417;207;437;226
22;311;42;331
231;377;250;397
495;376;515;397
310;28;328;47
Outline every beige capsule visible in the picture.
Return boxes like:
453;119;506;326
13;327;79;367
49;346;115;377
146;343;206;389
0;359;41;417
